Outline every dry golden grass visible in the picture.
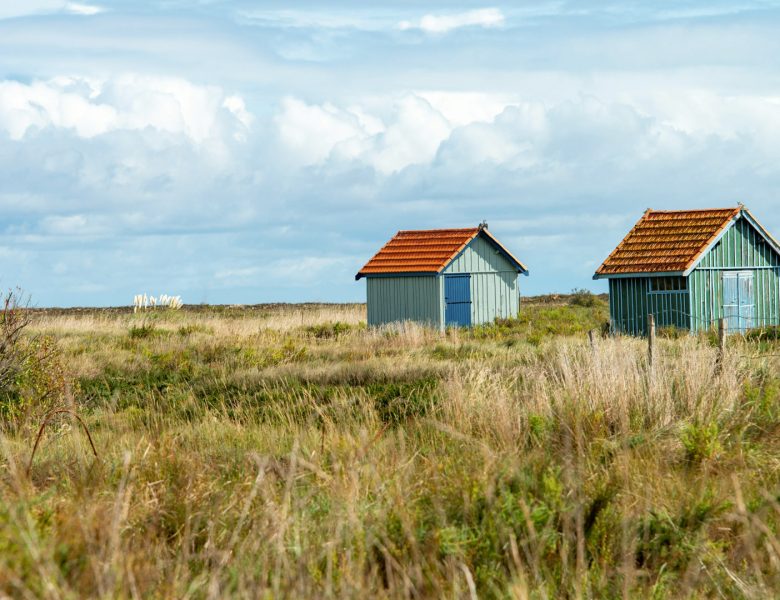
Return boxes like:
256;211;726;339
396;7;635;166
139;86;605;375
1;303;778;598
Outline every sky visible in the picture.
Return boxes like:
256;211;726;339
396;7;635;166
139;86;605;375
2;0;780;306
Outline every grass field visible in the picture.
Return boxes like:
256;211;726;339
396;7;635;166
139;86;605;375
1;296;779;598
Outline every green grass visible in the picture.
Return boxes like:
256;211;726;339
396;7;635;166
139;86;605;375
472;298;610;344
0;300;778;598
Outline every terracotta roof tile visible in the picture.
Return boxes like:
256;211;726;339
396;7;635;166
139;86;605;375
357;226;528;279
596;208;741;276
357;228;481;277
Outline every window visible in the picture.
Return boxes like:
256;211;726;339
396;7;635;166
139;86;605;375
649;276;687;292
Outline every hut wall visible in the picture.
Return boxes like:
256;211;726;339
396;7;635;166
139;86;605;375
609;278;651;336
366;276;442;328
442;234;519;324
690;218;780;331
646;286;691;332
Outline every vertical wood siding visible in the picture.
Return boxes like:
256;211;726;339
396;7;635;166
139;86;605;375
690;218;780;331
609;278;691;335
442;234;520;324
609;278;650;336
647;291;691;332
366;276;442;328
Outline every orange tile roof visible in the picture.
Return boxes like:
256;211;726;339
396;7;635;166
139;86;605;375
357;226;527;279
595;207;741;276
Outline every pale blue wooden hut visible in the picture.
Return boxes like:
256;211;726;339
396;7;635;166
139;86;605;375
356;224;528;329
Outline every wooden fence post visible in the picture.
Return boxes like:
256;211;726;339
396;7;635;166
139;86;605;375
588;329;596;353
716;318;727;375
648;314;655;369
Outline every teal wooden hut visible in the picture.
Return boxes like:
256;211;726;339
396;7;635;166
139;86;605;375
594;206;780;335
356;224;528;329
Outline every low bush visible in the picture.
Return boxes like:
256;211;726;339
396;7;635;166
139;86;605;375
0;290;70;425
305;321;358;339
680;421;721;464
569;288;600;308
127;323;160;340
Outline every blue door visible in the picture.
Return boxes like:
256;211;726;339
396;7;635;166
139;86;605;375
723;271;754;333
444;275;472;327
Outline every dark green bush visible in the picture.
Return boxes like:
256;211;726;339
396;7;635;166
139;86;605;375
129;322;163;340
569;288;599;308
305;321;357;339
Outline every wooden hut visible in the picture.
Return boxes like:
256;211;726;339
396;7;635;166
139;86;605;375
356;224;528;329
594;206;780;335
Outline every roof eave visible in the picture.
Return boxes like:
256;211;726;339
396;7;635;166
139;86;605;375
356;271;439;280
594;270;686;280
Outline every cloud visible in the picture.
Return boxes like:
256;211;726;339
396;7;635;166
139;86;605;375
3;2;780;306
0;1;63;19
65;2;103;15
398;8;505;34
274;94;458;173
4;83;780;305
0;1;103;19
272;89;780;181
236;9;388;31
0;75;252;143
215;256;351;287
274;97;370;166
238;7;508;34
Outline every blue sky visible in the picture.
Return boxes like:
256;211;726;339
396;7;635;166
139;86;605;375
2;1;780;306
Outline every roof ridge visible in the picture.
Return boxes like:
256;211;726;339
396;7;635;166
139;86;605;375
397;227;480;233
646;207;741;214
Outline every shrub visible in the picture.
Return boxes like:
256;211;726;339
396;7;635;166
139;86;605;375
569;288;599;308
680;422;721;464
305;322;355;339
129;323;162;340
0;289;32;395
177;323;214;337
0;290;69;424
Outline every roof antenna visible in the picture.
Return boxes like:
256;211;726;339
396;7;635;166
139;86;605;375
479;220;488;230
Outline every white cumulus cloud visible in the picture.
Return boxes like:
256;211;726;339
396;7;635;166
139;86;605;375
398;8;505;34
274;94;458;173
0;75;253;144
274;97;371;165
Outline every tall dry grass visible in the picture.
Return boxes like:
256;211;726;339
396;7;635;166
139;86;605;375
0;307;778;598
